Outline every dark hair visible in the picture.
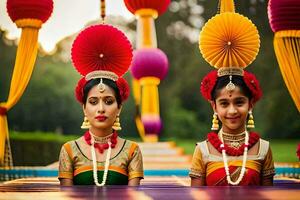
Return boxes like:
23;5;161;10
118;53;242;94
211;75;252;101
83;78;122;107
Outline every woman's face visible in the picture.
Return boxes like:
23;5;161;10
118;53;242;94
83;84;120;132
212;86;252;134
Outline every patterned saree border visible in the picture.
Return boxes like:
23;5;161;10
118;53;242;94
74;165;128;176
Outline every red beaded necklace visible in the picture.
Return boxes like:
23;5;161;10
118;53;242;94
84;131;118;154
207;131;260;156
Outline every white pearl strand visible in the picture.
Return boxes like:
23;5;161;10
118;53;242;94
219;128;249;185
90;136;112;186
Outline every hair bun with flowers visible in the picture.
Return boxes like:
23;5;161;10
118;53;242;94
72;24;132;104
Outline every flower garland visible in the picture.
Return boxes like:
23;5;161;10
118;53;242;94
84;131;117;153
207;131;260;156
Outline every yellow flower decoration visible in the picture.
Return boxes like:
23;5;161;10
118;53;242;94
199;12;260;69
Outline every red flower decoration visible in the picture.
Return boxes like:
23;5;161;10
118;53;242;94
200;70;218;101
116;77;130;102
71;24;133;77
75;77;87;104
244;71;263;103
297;143;300;160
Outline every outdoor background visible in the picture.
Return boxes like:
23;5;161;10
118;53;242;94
0;0;299;165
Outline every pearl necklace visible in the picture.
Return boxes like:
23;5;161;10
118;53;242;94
90;136;111;186
219;129;249;185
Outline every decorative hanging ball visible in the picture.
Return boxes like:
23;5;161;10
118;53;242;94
130;48;169;80
71;24;133;77
124;0;170;16
7;0;53;23
268;0;300;32
141;116;162;134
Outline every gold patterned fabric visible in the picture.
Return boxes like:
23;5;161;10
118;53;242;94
58;136;144;185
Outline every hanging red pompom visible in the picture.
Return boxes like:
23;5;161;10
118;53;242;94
124;0;170;16
71;24;133;77
268;0;300;32
7;0;53;23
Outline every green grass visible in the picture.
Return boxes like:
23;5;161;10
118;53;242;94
9;131;299;162
10;131;78;143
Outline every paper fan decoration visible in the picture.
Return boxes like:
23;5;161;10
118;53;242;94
199;12;260;69
71;24;133;77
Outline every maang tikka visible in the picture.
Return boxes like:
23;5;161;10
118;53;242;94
98;78;106;93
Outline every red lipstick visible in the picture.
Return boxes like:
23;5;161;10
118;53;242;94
95;115;107;121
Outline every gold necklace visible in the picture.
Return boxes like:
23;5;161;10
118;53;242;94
219;129;246;149
90;132;113;144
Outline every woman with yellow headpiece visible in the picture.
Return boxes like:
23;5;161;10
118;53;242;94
189;0;275;186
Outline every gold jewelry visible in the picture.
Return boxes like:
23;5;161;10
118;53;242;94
85;70;118;81
217;67;244;77
218;67;244;92
89;131;114;143
112;115;122;131
247;110;255;129
211;112;219;130
81;116;91;129
219;129;246;149
98;78;106;93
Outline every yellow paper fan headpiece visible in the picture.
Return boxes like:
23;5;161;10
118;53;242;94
199;0;260;72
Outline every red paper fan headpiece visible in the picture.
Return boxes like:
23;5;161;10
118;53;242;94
72;24;132;104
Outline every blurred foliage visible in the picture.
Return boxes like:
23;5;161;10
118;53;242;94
0;0;299;141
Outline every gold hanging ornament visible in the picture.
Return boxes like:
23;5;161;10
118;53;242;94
247;110;255;129
112;115;122;131
81;116;91;129
211;112;219;130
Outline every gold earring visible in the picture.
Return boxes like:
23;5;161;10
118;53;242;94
247;110;255;129
211;112;219;130
112;115;122;131
81;116;91;129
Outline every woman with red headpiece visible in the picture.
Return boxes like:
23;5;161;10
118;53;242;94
189;0;275;186
58;24;143;186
